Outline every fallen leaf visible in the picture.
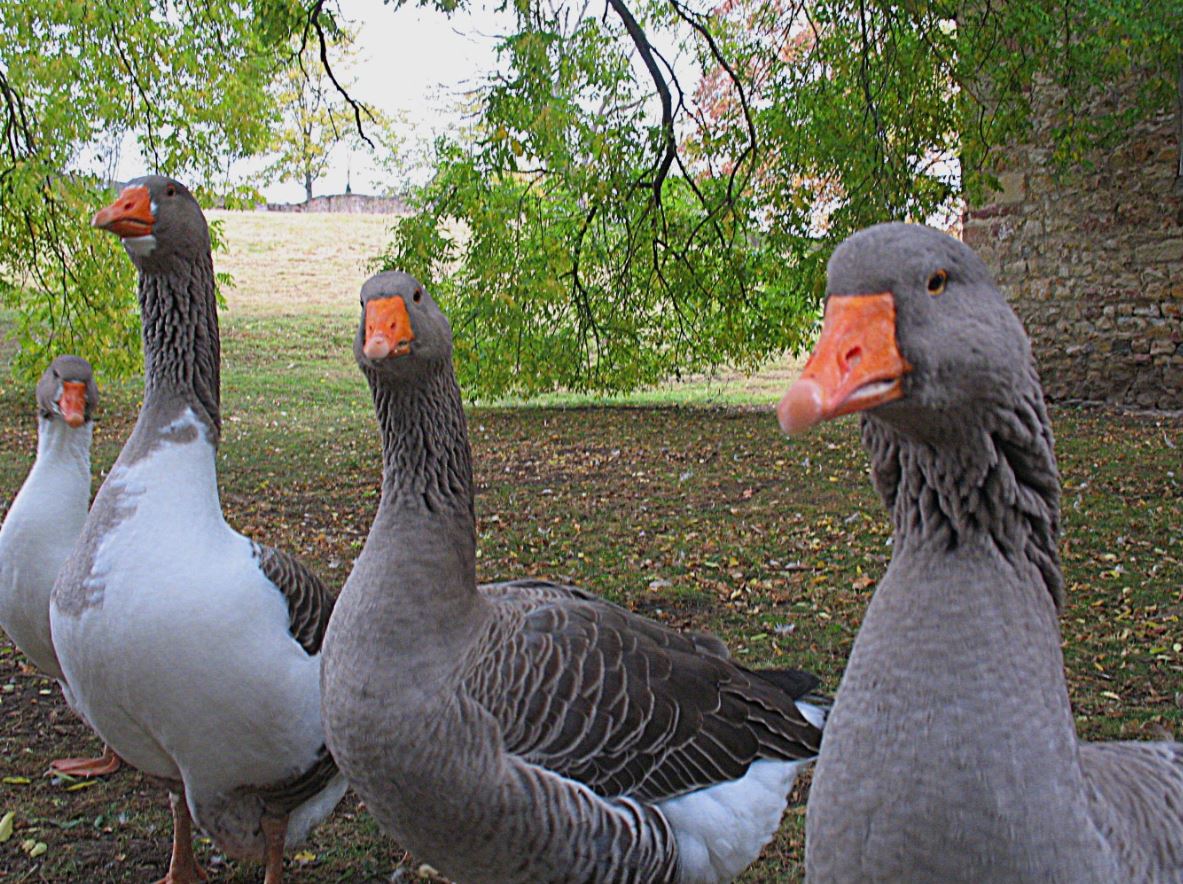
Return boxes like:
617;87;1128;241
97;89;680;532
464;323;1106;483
0;810;14;842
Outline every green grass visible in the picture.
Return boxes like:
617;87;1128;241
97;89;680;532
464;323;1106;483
0;211;1180;882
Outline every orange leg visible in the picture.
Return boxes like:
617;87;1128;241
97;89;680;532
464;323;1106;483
260;814;288;884
49;743;122;778
152;791;208;884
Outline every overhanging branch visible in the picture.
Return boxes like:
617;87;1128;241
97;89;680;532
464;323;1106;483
302;0;376;147
604;0;675;208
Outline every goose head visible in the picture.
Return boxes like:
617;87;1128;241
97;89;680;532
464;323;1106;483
35;355;98;429
354;271;453;377
778;222;1031;441
92;175;210;271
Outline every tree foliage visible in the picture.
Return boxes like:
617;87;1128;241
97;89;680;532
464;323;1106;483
0;0;326;380
1;0;1180;392
382;0;1183;398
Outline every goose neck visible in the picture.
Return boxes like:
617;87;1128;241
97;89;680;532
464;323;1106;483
137;256;221;442
35;417;93;471
371;365;475;528
863;381;1062;609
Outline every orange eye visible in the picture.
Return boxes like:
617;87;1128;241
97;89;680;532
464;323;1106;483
927;269;948;297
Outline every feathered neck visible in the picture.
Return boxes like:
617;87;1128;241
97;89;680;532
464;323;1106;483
35;416;92;468
137;251;221;443
366;361;475;528
862;364;1063;609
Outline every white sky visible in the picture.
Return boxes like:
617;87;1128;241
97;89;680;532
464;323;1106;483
261;0;514;202
109;0;696;203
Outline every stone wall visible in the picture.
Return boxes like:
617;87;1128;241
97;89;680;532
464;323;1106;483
963;88;1183;410
266;193;408;214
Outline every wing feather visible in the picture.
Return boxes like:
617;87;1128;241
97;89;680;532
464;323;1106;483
466;579;823;804
253;543;335;656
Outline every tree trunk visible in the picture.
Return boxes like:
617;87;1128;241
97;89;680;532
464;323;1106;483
304;170;313;203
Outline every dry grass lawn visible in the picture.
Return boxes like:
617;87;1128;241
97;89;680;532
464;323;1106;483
209;209;395;316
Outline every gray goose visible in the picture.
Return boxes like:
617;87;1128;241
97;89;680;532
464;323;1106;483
321;271;828;883
0;356;120;776
48;176;346;884
779;222;1183;882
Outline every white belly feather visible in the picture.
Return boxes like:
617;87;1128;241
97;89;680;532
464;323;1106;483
660;758;811;884
50;413;335;851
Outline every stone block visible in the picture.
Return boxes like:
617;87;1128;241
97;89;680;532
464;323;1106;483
1135;238;1183;264
992;172;1026;205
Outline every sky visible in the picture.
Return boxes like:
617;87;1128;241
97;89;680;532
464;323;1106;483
108;0;696;203
259;0;514;203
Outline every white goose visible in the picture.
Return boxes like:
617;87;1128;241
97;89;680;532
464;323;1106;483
322;272;828;883
0;355;120;776
49;177;346;884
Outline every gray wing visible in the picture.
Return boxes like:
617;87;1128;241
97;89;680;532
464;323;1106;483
1081;740;1183;879
254;544;335;655
480;577;732;658
467;584;824;804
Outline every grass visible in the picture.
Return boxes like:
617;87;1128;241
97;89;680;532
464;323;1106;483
1;211;1181;882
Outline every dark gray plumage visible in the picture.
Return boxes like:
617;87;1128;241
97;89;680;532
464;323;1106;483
780;222;1183;882
322;271;827;884
254;544;335;655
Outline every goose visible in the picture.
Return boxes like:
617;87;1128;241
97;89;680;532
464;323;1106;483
321;270;828;883
0;356;120;777
779;222;1183;881
49;176;346;884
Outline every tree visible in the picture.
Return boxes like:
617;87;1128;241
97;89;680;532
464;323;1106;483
0;0;317;380
265;27;362;202
381;0;1183;399
2;0;1180;391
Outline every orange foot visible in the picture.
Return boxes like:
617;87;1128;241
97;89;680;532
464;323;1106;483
151;863;208;884
152;790;208;883
49;744;122;777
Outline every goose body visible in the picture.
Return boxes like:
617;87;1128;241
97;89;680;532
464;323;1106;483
50;177;344;882
780;222;1183;882
0;358;94;681
0;356;121;777
322;272;827;883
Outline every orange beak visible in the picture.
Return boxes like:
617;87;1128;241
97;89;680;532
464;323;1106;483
58;381;88;428
92;185;154;238
777;292;912;434
363;296;415;360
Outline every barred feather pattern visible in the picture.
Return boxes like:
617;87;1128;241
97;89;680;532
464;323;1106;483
253;543;335;655
466;587;822;803
1082;741;1183;881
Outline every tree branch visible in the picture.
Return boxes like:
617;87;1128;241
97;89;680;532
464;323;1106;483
604;0;675;208
303;0;376;147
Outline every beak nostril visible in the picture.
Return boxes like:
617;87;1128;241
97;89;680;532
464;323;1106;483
843;347;862;371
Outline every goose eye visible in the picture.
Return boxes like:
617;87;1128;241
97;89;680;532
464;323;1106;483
927;270;948;297
413;289;423;303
